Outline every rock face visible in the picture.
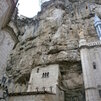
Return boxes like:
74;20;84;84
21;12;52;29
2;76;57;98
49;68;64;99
6;0;101;100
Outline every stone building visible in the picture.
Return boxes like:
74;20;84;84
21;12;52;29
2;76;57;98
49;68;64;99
0;0;18;100
27;64;61;93
79;15;101;101
9;64;64;101
0;0;18;78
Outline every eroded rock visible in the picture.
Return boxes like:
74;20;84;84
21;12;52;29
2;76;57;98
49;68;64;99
6;0;101;100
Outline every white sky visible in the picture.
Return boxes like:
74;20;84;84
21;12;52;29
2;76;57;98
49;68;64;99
18;0;41;18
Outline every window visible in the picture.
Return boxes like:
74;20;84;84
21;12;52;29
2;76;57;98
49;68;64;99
36;87;39;92
2;76;7;85
99;90;101;98
86;6;88;9
42;72;49;78
42;73;45;78
93;62;96;69
47;72;49;77
45;73;47;77
42;87;45;91
50;86;53;92
37;68;39;73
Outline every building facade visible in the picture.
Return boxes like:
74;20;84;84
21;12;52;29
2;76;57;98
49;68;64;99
27;64;64;101
8;64;64;101
79;27;101;101
0;0;18;100
0;0;18;78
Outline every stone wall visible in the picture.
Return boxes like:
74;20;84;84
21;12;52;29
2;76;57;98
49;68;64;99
79;39;101;101
0;0;18;79
0;30;15;78
27;64;61;93
8;88;64;101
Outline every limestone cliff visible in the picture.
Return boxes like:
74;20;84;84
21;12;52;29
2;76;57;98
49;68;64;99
6;0;101;100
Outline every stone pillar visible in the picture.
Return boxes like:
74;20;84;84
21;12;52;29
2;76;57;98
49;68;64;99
93;48;101;89
79;30;99;101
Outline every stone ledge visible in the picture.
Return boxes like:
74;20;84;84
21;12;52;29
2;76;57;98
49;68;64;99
79;41;101;49
9;91;55;97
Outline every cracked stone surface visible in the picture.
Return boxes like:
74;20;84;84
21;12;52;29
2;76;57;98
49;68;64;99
5;0;101;100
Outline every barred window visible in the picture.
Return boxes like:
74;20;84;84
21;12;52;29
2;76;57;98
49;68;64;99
93;62;96;69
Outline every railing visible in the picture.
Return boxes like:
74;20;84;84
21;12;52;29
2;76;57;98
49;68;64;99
79;40;101;48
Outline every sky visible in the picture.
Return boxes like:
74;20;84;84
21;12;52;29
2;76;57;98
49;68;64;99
18;0;41;18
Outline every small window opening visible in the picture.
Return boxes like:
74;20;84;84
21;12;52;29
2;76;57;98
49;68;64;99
2;76;7;85
36;87;39;92
37;68;39;73
86;6;88;9
47;72;49;77
50;86;53;93
99;90;101;98
45;73;47;78
42;72;50;78
42;87;45;92
93;62;96;69
42;73;45;78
